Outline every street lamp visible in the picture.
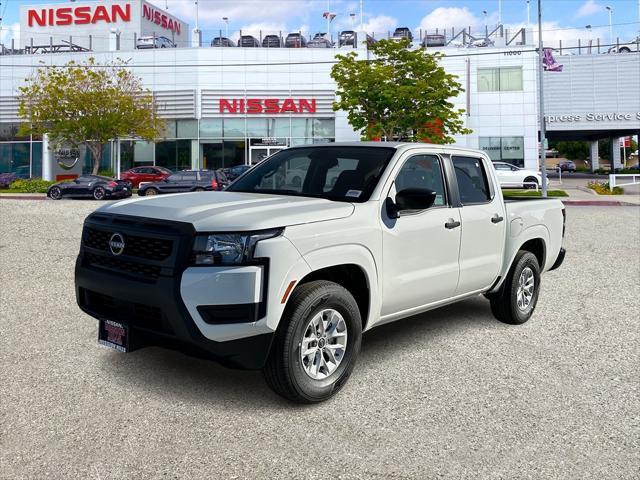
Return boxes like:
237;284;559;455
605;6;613;46
222;17;229;39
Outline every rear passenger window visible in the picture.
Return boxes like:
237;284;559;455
453;156;492;204
395;155;447;207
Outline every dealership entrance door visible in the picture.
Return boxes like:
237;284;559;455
249;138;288;165
201;140;246;170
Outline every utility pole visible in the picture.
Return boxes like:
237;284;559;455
605;6;613;45
527;0;531;26
537;0;548;197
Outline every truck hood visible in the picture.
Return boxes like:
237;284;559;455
96;191;355;231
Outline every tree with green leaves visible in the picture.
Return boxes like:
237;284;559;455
331;38;471;143
18;58;164;174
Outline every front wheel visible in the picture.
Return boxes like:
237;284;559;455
488;251;541;325
143;188;158;196
92;187;106;200
619;47;631;53
48;186;62;200
263;280;362;403
524;177;539;189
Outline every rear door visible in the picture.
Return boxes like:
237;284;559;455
161;174;183;193
380;152;462;316
180;172;199;191
452;155;506;295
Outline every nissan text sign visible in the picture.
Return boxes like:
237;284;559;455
20;1;189;51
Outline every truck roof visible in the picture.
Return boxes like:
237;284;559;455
287;142;489;156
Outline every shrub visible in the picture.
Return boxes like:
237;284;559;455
7;178;57;193
98;169;115;178
586;181;624;195
0;173;18;188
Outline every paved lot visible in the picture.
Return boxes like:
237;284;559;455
1;199;639;479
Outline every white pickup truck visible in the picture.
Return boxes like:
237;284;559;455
75;143;566;403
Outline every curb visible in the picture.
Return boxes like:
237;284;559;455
0;195;49;200
562;200;638;206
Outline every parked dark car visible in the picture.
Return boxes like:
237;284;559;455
339;30;357;47
308;33;332;48
262;35;283;48
392;27;413;42
557;160;577;173
137;170;229;196
238;35;260;47
211;37;236;47
47;175;132;200
285;33;307;48
221;164;252;181
120;166;172;188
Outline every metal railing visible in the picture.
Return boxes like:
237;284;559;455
609;174;640;189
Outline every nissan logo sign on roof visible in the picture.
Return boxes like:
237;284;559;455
20;1;188;50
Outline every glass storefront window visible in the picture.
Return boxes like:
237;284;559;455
246;119;269;137
224;119;245;137
313;118;335;138
268;118;290;137
499;67;523;92
479;136;524;167
291;119;313;138
177;120;198;138
32;142;43;177
0;142;30;177
160;121;177;139
0;123;30;142
202;140;246;169
200;119;223;138
155;140;191;171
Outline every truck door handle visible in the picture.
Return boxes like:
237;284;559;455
445;219;461;229
491;214;504;224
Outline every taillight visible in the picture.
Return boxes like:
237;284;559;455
561;208;566;238
211;177;218;189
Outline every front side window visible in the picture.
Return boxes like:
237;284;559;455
167;174;183;182
452;156;492;204
394;155;447;207
228;146;396;202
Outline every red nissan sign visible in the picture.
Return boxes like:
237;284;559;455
142;4;182;35
27;4;131;27
220;99;317;114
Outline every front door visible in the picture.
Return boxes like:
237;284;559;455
380;153;461;317
451;155;506;295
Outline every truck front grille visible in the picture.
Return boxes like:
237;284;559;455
84;252;162;279
84;227;173;261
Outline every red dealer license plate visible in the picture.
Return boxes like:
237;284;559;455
98;320;129;353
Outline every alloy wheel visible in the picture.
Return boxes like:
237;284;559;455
300;309;348;380
516;267;535;311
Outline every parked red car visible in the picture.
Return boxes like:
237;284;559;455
120;166;172;188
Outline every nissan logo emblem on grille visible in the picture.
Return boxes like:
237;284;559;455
108;233;126;256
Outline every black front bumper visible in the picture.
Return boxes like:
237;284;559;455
75;214;274;370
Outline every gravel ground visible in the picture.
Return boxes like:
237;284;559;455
1;199;639;479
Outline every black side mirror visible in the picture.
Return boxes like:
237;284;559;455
387;188;437;218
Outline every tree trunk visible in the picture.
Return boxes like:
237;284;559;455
87;142;103;175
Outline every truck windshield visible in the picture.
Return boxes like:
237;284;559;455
227;146;397;202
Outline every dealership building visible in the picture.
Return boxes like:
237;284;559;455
0;0;638;179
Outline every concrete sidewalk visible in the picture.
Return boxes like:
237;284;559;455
550;178;640;206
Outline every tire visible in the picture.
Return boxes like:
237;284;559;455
92;187;106;200
263;280;362;403
143;188;158;196
524;177;539;189
48;186;62;200
488;251;541;325
619;47;631;53
194;187;205;192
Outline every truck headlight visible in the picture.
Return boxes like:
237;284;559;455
191;229;283;265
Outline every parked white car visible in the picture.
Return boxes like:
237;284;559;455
492;161;545;189
76;143;566;403
608;37;640;53
136;36;176;49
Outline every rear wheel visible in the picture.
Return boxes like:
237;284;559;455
48;186;62;200
524;176;539;189
619;47;631;53
263;280;362;403
194;187;205;192
488;251;541;325
92;187;106;200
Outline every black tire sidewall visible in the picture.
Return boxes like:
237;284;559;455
49;187;61;200
93;187;105;200
507;252;541;324
285;285;361;401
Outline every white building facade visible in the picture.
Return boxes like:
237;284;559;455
1;0;638;179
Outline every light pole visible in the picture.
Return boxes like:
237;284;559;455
360;0;364;30
605;6;613;45
537;0;548;197
350;13;356;28
526;0;531;26
498;0;502;25
222;17;229;39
